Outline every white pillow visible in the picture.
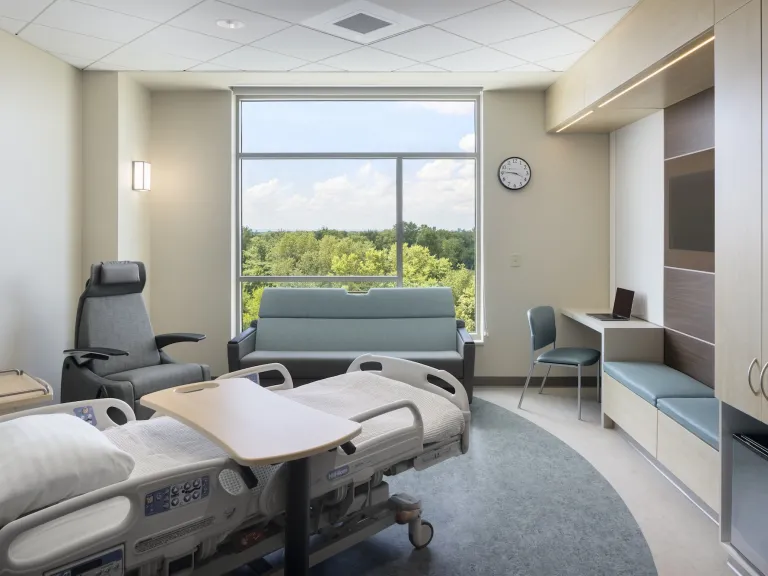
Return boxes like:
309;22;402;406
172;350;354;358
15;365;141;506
0;414;135;525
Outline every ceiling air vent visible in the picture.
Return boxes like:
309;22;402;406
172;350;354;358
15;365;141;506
302;1;423;44
334;13;392;35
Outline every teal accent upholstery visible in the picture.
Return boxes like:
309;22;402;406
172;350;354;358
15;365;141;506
657;398;720;451
241;350;463;379
528;306;557;350
603;362;714;406
538;347;600;366
255;318;456;352
259;287;455;319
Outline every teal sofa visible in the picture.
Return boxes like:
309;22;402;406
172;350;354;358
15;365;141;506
228;287;475;400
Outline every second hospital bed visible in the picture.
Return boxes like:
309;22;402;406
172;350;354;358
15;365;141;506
0;355;470;576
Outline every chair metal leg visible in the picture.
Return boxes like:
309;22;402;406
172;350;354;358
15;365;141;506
518;362;536;409
538;365;552;394
577;364;582;421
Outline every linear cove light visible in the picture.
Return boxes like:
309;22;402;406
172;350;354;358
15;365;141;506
599;35;715;108
556;110;594;133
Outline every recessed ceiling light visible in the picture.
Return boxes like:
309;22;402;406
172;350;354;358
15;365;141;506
217;19;245;29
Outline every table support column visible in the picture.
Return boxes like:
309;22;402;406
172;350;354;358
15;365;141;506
284;457;310;576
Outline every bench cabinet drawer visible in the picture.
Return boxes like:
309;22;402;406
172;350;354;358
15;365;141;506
657;412;720;513
603;374;658;456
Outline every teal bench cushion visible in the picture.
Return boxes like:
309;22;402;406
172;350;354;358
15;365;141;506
657;398;720;451
603;362;714;406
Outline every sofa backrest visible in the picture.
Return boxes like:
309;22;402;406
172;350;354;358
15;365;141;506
255;288;457;352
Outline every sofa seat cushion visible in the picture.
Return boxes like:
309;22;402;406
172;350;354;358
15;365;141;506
657;397;720;450
603;362;714;406
538;347;600;366
106;363;207;398
241;350;463;380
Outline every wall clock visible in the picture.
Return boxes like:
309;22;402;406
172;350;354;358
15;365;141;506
498;157;531;191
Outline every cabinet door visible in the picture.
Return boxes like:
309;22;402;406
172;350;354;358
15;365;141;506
716;0;763;420
763;0;768;424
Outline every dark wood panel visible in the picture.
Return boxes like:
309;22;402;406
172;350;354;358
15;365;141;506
664;267;715;343
664;329;715;388
664;87;714;159
665;148;715;272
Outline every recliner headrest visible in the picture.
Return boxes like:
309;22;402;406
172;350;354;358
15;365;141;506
83;261;147;297
100;262;141;285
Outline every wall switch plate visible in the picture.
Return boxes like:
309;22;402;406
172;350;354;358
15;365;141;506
510;253;521;267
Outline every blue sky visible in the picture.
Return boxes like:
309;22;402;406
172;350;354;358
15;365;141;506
241;101;476;231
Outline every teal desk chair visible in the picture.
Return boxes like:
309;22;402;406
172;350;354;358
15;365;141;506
517;306;600;420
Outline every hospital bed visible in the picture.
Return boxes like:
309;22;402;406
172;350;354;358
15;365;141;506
0;355;470;576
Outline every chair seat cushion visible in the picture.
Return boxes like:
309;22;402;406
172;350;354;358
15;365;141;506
537;347;600;366
106;363;207;398
241;350;463;380
603;362;714;406
657;397;720;450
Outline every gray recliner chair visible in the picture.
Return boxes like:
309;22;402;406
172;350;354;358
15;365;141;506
61;261;210;419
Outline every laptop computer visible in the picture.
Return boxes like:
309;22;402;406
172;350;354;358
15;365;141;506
587;288;635;321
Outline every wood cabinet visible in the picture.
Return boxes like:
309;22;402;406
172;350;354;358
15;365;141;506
715;0;764;421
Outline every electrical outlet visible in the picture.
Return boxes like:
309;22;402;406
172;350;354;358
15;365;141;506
510;253;521;267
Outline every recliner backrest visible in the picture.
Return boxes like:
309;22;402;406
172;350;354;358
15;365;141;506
75;262;160;376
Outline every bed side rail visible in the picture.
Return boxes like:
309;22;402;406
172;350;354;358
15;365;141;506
217;363;294;391
346;399;424;453
0;398;135;430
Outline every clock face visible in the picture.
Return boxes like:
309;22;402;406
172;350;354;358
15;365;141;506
499;157;531;191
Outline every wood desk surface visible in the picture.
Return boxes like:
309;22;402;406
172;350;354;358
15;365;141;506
0;371;52;410
562;308;661;334
141;378;362;466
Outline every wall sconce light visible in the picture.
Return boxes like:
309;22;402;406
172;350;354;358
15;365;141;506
132;161;151;191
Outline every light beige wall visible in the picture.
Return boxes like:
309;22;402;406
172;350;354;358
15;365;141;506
82;72;118;276
117;75;152;307
612;112;665;324
477;91;609;377
149;91;233;376
546;0;715;131
0;31;82;397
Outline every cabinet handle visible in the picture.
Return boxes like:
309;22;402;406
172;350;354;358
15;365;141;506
748;358;761;395
762;363;768;401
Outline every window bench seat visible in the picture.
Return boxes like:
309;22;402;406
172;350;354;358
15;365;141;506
602;361;720;515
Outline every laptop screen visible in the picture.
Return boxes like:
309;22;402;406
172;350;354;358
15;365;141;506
612;288;635;319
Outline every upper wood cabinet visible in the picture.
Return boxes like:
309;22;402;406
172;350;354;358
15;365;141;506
715;0;764;421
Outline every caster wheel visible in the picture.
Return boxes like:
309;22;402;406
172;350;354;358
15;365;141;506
409;520;434;550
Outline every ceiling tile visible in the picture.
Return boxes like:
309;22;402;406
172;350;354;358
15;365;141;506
513;0;636;24
34;0;156;43
188;61;237;70
436;2;555;44
493;26;593;62
101;44;202;69
0;0;52;21
19;24;121;60
86;61;129;70
210;45;306;69
537;50;585;71
76;0;202;23
567;8;629;40
320;46;415;71
252;26;359;62
372;0;500;24
398;63;446;72
169;0;290;43
219;0;344;23
372;26;478;62
51;51;96;68
130;25;241;62
506;62;550;72
301;1;423;45
430;46;523;72
292;62;342;71
0;15;24;33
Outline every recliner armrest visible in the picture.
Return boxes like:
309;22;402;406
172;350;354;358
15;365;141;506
456;320;474;356
63;347;129;366
228;321;258;373
456;320;475;403
155;333;206;349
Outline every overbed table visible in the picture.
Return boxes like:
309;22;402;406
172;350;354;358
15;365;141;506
141;378;362;576
0;369;52;415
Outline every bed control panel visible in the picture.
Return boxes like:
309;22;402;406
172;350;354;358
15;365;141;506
144;476;210;516
45;545;123;576
73;405;97;427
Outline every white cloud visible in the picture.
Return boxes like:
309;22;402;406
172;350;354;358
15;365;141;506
406;159;476;229
458;133;475;152
401;101;475;116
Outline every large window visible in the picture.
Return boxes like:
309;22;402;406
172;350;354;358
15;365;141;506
236;93;481;335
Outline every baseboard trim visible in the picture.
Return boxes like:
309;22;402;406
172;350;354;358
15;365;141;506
474;376;598;388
